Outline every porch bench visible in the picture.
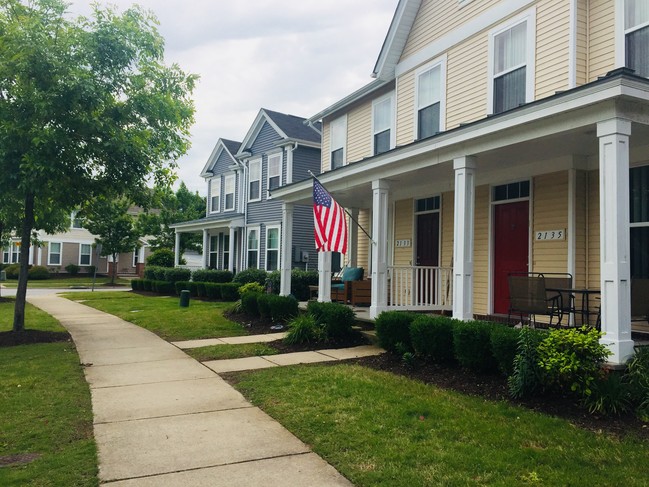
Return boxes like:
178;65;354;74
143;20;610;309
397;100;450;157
350;279;371;306
331;266;364;304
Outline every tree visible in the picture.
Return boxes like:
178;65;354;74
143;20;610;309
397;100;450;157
0;0;196;331
84;198;140;285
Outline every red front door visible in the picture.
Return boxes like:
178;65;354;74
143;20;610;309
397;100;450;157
493;201;529;314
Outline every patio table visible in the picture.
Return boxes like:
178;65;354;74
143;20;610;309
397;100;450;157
546;287;600;327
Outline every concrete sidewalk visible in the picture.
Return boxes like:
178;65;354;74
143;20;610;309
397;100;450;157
28;295;353;486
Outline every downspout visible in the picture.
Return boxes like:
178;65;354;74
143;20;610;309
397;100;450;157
286;142;298;185
240;160;249;271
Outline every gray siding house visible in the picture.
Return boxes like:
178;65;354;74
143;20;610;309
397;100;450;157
171;109;321;274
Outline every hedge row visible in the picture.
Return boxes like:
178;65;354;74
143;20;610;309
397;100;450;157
239;290;299;323
143;266;191;283
2;264;51;280
131;279;240;301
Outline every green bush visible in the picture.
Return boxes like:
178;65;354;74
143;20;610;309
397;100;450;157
156;281;175;295
257;294;272;319
241;292;261;315
175;281;191;295
28;265;50;280
410;315;456;363
268;295;299;323
220;283;240;301
65;263;80;275
143;265;160;280
194;282;206;298
142;279;153;291
239;282;265;296
508;327;545;399
192;269;233;283
233;268;268;286
87;265;96;275
146;248;175;267
584;371;632;416
306;301;356;340
490;325;521;375
285;315;324;345
537;326;610;397
131;279;142;291
164;267;191;283
625;346;649;421
187;281;200;297
204;282;221;300
266;269;319;300
4;264;20;279
453;320;497;372
374;311;419;353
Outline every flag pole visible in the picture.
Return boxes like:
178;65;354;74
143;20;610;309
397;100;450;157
309;171;376;246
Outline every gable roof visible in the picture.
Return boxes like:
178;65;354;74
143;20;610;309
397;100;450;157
200;138;241;178
236;108;321;157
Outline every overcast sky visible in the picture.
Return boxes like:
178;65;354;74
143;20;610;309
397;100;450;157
70;1;397;195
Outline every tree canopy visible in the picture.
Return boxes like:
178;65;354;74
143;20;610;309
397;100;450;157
0;0;196;330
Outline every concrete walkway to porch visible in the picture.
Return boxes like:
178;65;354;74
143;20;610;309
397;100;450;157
27;294;356;486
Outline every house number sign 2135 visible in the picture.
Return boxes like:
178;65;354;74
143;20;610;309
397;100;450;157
535;229;565;241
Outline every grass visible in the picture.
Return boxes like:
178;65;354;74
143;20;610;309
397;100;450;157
2;276;130;288
0;299;98;486
185;343;279;361
232;364;649;487
63;291;247;341
0;299;65;333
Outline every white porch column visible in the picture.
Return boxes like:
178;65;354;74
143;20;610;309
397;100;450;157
597;118;634;365
348;208;359;268
280;203;294;296
174;231;181;267
453;156;476;321
228;226;236;273
202;230;209;269
317;251;332;302
370;179;390;319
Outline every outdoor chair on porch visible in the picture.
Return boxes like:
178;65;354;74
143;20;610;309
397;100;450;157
508;273;564;327
331;266;364;304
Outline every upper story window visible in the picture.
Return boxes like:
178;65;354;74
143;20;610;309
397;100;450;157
489;11;535;115
210;176;221;213
416;59;445;140
249;159;261;202
267;153;282;191
372;92;394;155
224;174;235;211
71;211;84;229
625;0;649;77
330;116;346;170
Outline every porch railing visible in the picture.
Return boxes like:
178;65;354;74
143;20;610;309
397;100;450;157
387;266;453;311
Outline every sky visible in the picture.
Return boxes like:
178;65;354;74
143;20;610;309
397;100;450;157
69;0;398;196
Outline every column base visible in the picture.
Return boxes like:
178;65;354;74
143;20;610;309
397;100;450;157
600;337;635;365
369;305;389;320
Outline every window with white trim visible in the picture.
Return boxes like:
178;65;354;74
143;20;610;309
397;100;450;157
247;227;259;269
2;247;9;264
330;116;346;170
71;211;84;229
210;176;221;213
490;18;530;114
265;226;280;271
267;153;282;191
631;165;649;278
372;93;394;155
625;0;649;77
249;159;261;202
224;174;235;211
209;235;218;269
416;62;443;139
48;242;62;266
132;247;140;268
79;244;92;266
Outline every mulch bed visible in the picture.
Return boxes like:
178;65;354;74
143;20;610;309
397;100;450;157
0;329;71;347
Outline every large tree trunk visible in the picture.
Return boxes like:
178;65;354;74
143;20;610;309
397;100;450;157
13;192;35;332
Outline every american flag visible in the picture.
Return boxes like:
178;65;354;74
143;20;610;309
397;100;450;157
313;179;348;253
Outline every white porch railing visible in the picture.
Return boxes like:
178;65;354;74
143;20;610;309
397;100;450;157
387;266;453;311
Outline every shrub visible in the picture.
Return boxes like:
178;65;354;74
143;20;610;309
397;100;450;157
233;268;268;286
192;269;233;283
204;282;221;300
490;325;521;375
65;263;80;275
131;279;141;291
143;265;160;280
266;271;280;294
188;281;200;297
284;315;324;345
239;282;265;296
410;315;456;364
374;311;419;353
626;346;649;421
257;294;272;319
28;266;50;280
307;301;356;340
4;264;20;279
453;320;497;372
584;371;632;416
175;281;191;295
268;295;299;323
146;248;175;267
241;292;260;316
142;279;153;291
220;283;241;301
164;267;191;283
156;281;175;295
537;327;611;397
291;270;319;300
508;326;545;399
87;265;96;275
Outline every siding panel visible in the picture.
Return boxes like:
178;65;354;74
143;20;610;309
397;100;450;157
532;172;569;273
473;185;490;315
588;0;615;81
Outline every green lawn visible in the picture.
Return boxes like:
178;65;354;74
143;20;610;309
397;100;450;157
185;343;279;362
232;364;649;487
2;276;130;288
0;299;98;486
63;291;247;341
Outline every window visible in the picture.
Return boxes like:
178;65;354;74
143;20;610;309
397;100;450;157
247;228;259;269
266;226;280;271
48;242;62;266
631;165;649;278
224;174;235;211
210;176;221;213
490;15;534;114
79;244;92;266
625;0;649;77
330;116;346;169
72;211;84;229
209;235;218;269
492;181;530;202
416;196;441;213
11;243;19;263
249;159;261;201
223;234;230;270
132;247;140;268
416;62;443;140
372;93;394;155
267;153;282;191
2;247;8;264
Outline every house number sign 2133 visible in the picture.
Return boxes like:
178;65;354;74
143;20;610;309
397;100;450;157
535;229;565;241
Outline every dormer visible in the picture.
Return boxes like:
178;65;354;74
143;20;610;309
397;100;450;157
200;138;242;216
